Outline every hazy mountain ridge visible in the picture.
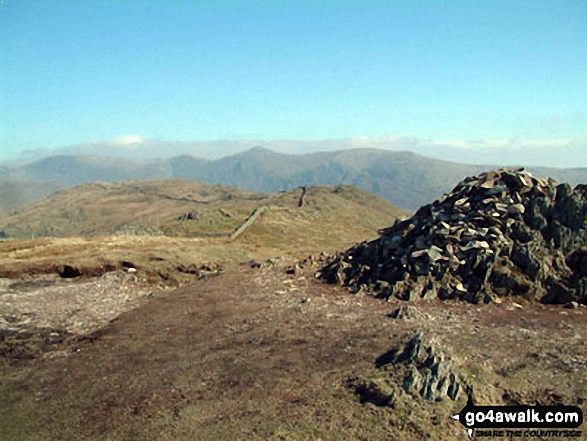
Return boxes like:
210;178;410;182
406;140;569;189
10;155;174;185
15;136;587;169
2;148;586;211
0;180;62;210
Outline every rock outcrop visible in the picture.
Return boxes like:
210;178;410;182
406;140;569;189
321;168;587;304
391;333;463;401
176;210;204;221
358;333;465;403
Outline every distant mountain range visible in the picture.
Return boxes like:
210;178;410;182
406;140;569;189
15;136;587;168
2;147;587;211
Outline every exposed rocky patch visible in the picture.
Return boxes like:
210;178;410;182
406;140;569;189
388;305;426;320
0;271;158;335
322;168;587;304
176;210;205;221
378;333;465;402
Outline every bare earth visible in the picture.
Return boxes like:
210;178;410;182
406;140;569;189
1;264;586;441
0;271;158;335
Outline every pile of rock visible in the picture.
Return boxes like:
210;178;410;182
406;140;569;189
321;168;587;304
391;333;463;401
352;333;465;405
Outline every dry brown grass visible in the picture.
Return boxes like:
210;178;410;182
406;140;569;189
0;182;417;440
0;183;406;283
0;181;405;240
0;179;264;238
0;235;253;284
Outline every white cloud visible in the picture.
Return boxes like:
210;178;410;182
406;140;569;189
112;135;145;146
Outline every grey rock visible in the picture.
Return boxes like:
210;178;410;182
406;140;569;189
321;167;587;305
507;203;526;217
510;244;541;279
389;333;464;402
219;208;233;218
177;210;203;221
575;278;587;304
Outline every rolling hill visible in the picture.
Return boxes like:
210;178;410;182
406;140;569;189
0;180;406;247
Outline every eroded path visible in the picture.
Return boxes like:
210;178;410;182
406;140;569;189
1;265;586;440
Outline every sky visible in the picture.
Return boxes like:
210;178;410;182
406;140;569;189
1;0;586;165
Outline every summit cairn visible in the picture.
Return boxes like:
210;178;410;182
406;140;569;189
321;168;587;304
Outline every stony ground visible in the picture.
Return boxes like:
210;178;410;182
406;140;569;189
1;263;586;441
0;270;158;335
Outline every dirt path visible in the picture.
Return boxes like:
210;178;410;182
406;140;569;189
1;266;586;440
1;265;404;440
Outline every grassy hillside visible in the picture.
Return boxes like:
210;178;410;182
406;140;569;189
242;185;407;252
0;180;260;238
0;179;406;242
0;180;405;285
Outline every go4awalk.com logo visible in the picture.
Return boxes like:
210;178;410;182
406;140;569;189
451;398;583;438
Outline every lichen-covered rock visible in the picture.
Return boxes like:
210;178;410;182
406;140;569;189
321;168;587;304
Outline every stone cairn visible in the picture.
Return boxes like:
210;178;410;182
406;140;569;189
321;168;587;304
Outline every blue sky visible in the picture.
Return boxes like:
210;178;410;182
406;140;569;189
1;0;586;163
